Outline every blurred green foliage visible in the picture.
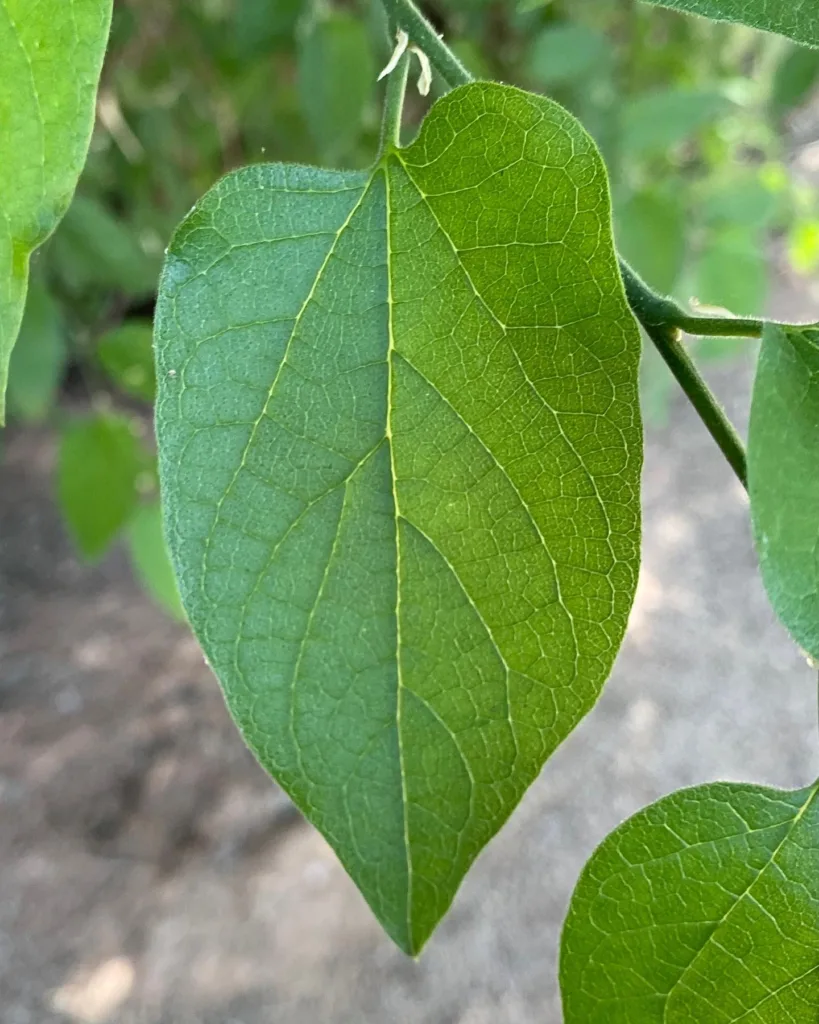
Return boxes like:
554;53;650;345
4;0;818;612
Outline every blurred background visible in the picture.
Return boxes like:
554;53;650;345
1;1;819;1021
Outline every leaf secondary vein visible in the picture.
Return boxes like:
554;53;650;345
661;781;819;1018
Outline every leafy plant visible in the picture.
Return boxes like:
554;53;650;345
3;0;819;1012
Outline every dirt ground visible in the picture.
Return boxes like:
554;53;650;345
2;279;819;1022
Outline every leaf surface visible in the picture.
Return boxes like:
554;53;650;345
748;323;819;661
0;0;112;421
640;0;819;46
155;82;642;953
561;781;819;1021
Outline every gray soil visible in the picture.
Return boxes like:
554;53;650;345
1;285;818;1023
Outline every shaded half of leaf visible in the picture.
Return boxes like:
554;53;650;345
561;781;819;1021
749;323;819;661
154;82;642;954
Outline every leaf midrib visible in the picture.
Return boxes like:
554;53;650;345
382;157;415;951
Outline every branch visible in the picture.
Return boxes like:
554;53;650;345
619;261;763;339
621;263;749;489
380;49;411;151
378;0;472;88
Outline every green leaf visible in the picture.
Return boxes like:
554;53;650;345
234;0;301;57
693;229;768;316
57;413;145;560
155;82;642;954
560;781;819;1021
615;188;686;295
6;282;66;422
527;23;610;87
297;12;375;164
771;44;819;114
0;0;112;423
639;0;819;46
702;176;783;233
621;88;729;155
50;195;160;299
128;501;185;620
97;320;156;402
748;323;819;661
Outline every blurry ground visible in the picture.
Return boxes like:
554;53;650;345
2;268;819;1023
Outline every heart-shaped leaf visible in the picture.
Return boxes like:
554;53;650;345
749;323;819;661
0;0;113;422
561;781;819;1021
155;82;642;953
640;0;818;47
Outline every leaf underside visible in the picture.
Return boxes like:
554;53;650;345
561;781;819;1022
155;82;642;953
0;0;113;421
640;0;819;47
748;323;819;662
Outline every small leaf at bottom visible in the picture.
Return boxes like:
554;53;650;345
561;781;819;1021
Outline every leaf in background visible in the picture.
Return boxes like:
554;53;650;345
155;83;642;954
297;12;375;164
621;88;729;155
748;323;819;661
527;23;609;87
128;501;185;620
639;0;819;47
702;176;783;233
560;781;819;1020
693;228;768;316
616;188;686;295
97;320;156;402
50;195;160;299
58;413;146;560
6;282;66;423
234;0;301;57
771;44;819;114
0;0;112;422
640;339;678;427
